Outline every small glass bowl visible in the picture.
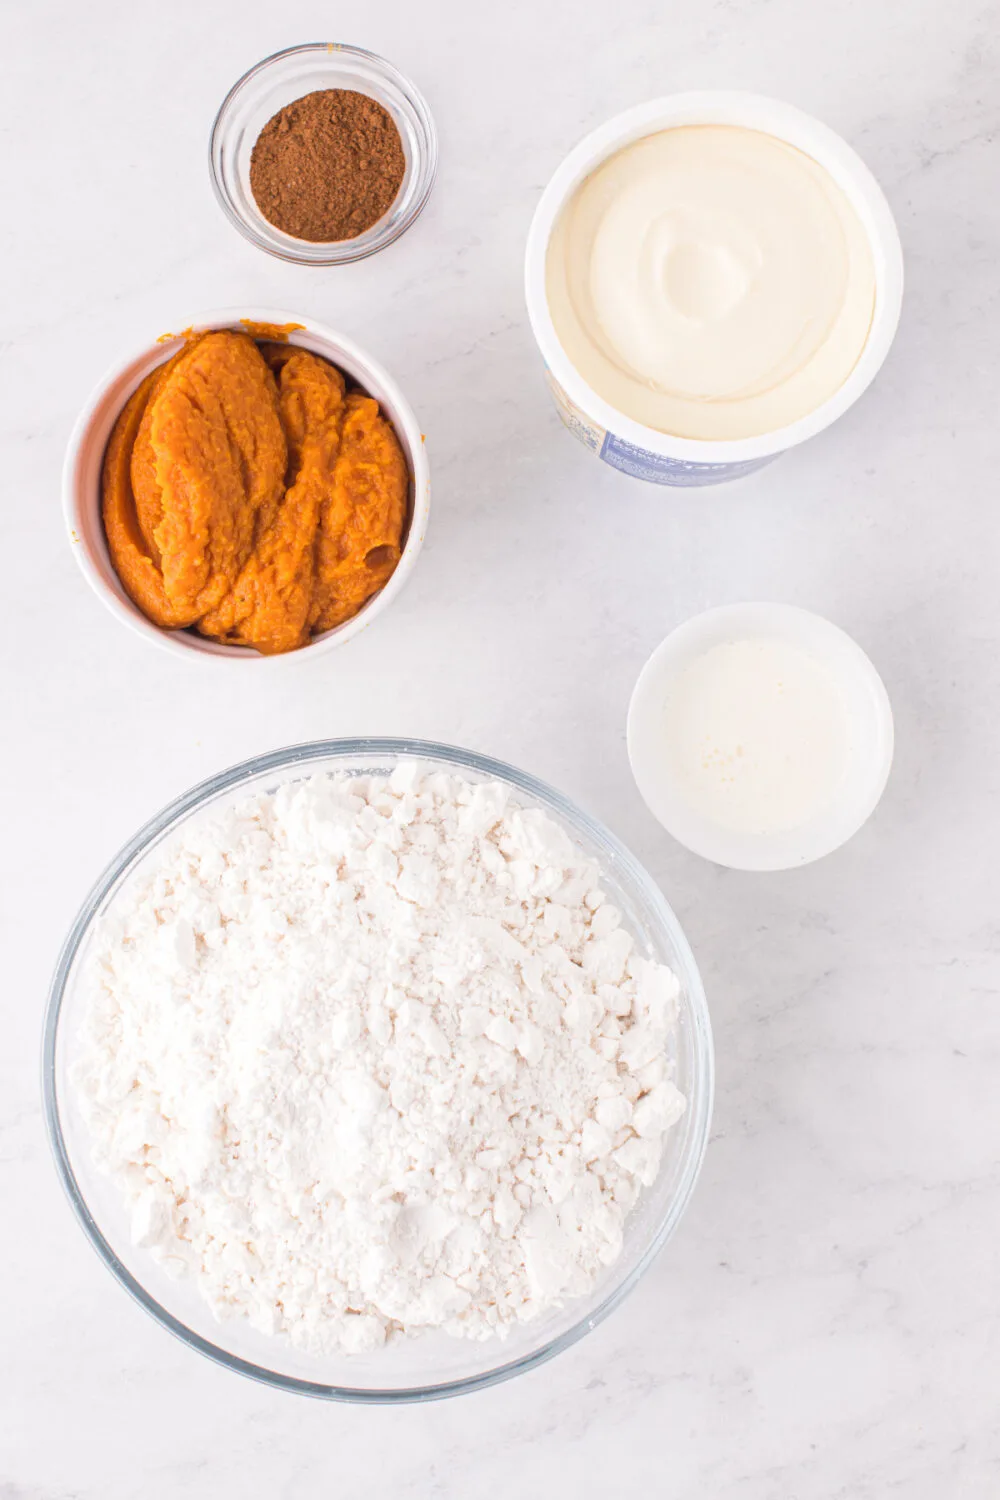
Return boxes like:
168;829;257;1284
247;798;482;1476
210;44;437;265
44;740;713;1403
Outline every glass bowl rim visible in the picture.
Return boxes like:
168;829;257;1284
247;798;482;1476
208;43;439;266
42;737;714;1403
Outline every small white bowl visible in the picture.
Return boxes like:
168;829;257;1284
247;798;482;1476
627;604;894;870
525;92;904;488
63;308;430;663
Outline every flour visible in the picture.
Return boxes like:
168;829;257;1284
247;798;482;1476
74;766;686;1354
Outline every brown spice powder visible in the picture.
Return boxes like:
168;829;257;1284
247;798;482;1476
249;88;406;243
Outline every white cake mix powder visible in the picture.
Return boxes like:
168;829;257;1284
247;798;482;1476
74;765;686;1354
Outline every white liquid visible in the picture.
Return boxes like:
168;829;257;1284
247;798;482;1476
546;125;877;441
661;638;850;834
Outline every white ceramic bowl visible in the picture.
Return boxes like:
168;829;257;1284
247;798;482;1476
63;308;430;662
627;604;894;870
525;92;904;488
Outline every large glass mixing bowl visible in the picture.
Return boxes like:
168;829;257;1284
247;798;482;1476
43;740;713;1402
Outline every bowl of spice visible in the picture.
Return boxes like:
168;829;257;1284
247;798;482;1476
210;43;437;265
63;309;431;661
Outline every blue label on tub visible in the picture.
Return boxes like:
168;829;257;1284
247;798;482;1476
544;367;776;487
599;432;776;487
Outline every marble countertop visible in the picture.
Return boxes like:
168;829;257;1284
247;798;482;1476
3;1;997;1495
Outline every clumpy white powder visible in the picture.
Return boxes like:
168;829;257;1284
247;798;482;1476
75;765;686;1354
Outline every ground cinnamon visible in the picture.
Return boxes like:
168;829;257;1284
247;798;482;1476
249;89;406;242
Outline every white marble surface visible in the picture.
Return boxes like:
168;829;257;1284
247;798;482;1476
2;0;998;1494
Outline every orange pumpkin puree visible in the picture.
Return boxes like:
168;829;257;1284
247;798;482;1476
101;330;408;654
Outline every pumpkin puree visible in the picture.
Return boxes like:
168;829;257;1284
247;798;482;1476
102;329;408;654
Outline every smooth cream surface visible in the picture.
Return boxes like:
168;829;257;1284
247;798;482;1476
659;638;850;834
546;125;877;441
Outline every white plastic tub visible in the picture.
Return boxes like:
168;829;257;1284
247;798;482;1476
525;92;904;488
63;308;430;662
